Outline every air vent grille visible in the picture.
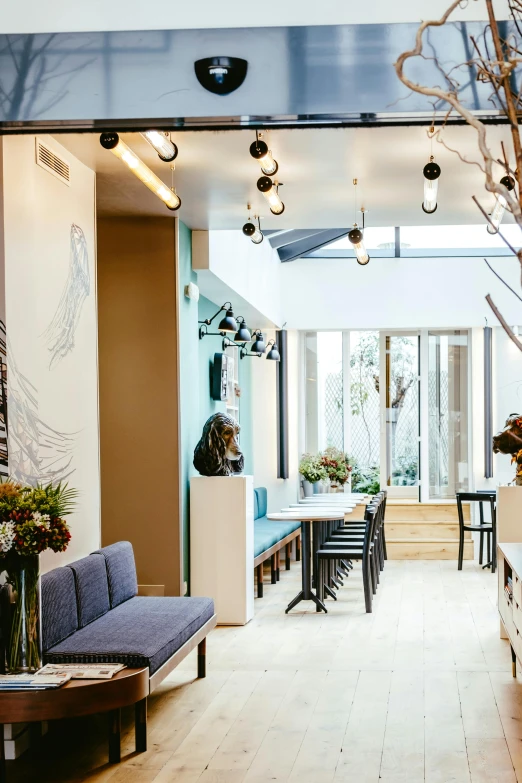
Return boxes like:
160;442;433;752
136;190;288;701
35;139;70;185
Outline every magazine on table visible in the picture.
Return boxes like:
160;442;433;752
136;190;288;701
0;673;72;690
37;663;126;680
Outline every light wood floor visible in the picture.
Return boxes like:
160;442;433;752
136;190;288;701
11;558;522;782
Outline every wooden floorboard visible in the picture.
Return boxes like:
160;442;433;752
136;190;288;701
7;558;521;782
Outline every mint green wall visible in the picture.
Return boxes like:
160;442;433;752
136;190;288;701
178;225;253;593
177;220;199;593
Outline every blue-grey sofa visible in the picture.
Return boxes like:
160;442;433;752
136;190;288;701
42;542;216;690
253;487;300;597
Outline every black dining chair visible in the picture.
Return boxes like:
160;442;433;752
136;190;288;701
456;491;497;572
316;504;378;613
476;490;497;566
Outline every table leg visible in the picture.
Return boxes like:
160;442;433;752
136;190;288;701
285;522;327;614
135;698;147;753
0;724;5;783
108;708;121;763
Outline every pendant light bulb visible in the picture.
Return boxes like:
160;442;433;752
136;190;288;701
487;174;515;234
242;214;264;244
141;131;178;162
257;177;285;215
348;225;370;265
422;157;441;214
100;132;181;210
250;138;278;176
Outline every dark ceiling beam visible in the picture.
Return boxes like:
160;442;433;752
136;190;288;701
268;229;326;250
278;229;348;262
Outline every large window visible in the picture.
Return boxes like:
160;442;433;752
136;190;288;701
307;224;521;258
303;329;470;499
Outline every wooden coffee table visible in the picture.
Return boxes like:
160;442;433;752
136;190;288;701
0;667;149;781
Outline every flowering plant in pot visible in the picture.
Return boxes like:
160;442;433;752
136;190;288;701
299;454;328;496
0;481;77;673
320;447;355;491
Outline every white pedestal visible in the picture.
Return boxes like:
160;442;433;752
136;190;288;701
190;475;254;625
497;485;522;543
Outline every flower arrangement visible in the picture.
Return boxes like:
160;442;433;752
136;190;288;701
0;481;76;561
320;447;354;486
298;454;328;484
0;480;77;673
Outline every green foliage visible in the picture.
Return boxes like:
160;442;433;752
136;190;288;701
299;454;328;484
351;461;381;495
391;456;418;486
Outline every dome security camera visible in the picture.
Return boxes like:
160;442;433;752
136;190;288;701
194;57;248;95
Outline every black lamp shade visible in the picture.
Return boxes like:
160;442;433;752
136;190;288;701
348;227;363;245
266;343;280;361
251;332;266;353
501;175;516;191
242;222;256;236
100;132;120;150
423;160;441;180
235;321;251;342
218;308;238;333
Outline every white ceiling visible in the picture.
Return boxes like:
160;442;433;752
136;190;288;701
57;124;517;231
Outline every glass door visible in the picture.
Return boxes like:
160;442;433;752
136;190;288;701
428;331;469;498
380;333;420;498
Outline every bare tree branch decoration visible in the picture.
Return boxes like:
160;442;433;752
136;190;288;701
394;0;522;348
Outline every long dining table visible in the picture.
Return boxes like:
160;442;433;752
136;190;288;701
267;508;352;613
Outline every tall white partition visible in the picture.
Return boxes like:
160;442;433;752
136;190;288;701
497;486;522;543
190;475;254;625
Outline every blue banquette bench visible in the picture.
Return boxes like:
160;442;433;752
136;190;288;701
41;541;216;688
253;487;301;597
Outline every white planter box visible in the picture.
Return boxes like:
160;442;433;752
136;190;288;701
190;475;254;625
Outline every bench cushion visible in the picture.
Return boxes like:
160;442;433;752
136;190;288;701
253;490;259;520
254;518;300;558
41;567;78;651
256;487;268;518
66;554;110;628
44;596;215;675
93;541;137;608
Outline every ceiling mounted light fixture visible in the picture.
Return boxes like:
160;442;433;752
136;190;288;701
242;207;264;244
250;131;278;176
198;301;238;339
348;180;370;265
141;130;178;162
487;174;516;233
257;177;285;215
100;132;181;210
422;128;440;214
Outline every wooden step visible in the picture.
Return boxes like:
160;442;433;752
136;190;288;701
386;539;474;560
385;502;469;523
385;522;471;540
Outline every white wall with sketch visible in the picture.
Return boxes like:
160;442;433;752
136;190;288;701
0;134;100;570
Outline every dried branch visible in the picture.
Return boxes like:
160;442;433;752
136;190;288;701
486;294;522;349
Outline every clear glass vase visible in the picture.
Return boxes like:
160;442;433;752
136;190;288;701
6;555;42;673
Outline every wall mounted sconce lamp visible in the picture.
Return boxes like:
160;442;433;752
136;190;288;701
100;132;181;210
250;131;278;176
487;174;515;233
234;317;252;342
257;177;285;215
141;130;178;162
238;331;279;361
266;340;281;361
198;302;238;340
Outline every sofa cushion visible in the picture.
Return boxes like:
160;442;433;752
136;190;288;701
44;596;215;675
41;567;78;651
93;541;137;608
256;487;268;518
67;554;110;628
254;518;300;558
253;490;259;520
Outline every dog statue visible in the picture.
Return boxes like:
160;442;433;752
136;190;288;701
193;413;244;477
493;414;522;485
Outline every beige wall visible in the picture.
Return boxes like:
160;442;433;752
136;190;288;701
97;217;181;595
1;135;100;571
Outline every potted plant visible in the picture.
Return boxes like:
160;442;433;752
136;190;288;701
320;447;354;493
299;454;328;496
0;480;77;673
